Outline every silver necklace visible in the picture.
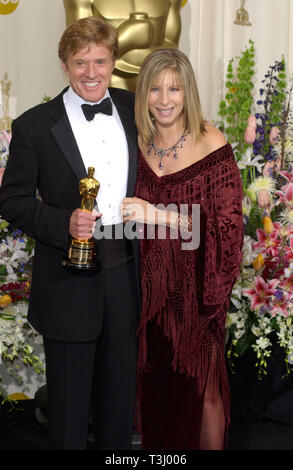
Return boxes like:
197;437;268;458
148;130;190;170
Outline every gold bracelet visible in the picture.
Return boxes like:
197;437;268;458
177;214;192;233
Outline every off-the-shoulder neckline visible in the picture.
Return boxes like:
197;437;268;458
139;142;231;180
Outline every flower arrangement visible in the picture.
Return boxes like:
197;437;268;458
223;51;293;379
218;40;256;175
0;130;44;398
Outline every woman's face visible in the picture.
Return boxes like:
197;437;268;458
148;69;184;128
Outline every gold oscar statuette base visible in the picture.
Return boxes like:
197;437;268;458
62;238;99;271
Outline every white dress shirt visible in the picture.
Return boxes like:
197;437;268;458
63;87;129;226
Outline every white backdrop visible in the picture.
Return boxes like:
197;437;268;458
0;0;293;122
180;0;293;119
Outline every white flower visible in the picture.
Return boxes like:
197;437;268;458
252;325;262;337
285;267;292;278
231;297;242;309
237;148;265;172
0;235;31;280
242;236;254;265
258;316;271;329
235;329;245;340
231;142;239;150
280;209;293;225
226;312;239;328
255;336;271;350
242;196;253;217
236;318;246;329
248;175;276;195
0;133;9;167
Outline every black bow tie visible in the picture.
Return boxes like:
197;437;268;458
81;97;112;121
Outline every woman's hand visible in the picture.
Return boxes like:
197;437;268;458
122;197;157;225
122;197;179;228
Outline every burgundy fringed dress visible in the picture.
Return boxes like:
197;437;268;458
134;143;244;450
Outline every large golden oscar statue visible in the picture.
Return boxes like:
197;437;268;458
63;0;182;91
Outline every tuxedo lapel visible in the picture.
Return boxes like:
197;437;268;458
110;90;137;196
49;89;88;181
118;106;137;196
48;88;137;192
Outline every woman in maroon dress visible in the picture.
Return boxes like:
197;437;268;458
122;48;243;450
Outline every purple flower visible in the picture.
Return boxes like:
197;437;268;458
274;290;283;301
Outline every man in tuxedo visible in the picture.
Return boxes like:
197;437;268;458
0;17;139;450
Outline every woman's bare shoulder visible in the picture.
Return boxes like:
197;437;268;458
201;124;227;155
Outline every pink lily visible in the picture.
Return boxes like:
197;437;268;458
280;275;293;293
270;290;292;317
285;236;293;260
1;129;11;145
275;183;293;209
0;167;4;186
263;158;281;177
269;126;280;145
279;170;293;184
253;224;282;257
243;276;280;311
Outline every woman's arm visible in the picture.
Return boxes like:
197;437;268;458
122;196;192;234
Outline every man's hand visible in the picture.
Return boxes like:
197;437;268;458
69;208;101;239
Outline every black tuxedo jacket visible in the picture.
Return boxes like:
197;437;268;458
0;87;139;341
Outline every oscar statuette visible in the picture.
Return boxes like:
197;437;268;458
62;167;100;270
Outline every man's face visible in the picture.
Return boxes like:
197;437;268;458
62;42;115;102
